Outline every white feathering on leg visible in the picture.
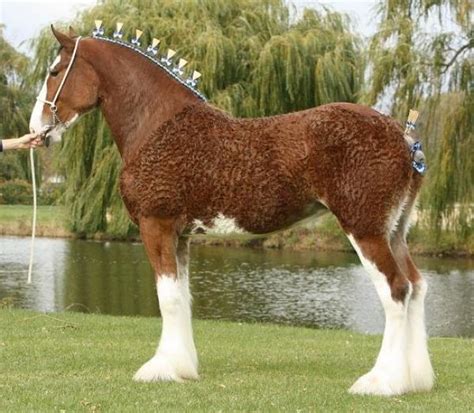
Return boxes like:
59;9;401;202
407;279;434;391
347;235;412;396
133;275;198;382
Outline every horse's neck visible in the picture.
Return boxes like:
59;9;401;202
88;40;199;158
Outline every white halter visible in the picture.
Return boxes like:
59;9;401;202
37;36;82;127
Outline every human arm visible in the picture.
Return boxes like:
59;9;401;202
0;133;43;152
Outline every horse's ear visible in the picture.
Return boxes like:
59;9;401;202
51;25;74;49
68;26;79;38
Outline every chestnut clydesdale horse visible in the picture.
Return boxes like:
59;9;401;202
29;27;434;396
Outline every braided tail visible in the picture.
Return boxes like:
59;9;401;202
404;109;426;175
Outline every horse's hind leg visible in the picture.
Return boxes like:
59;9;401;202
391;209;434;392
346;234;412;396
133;216;198;382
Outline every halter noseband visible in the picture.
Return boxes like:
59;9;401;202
37;36;82;129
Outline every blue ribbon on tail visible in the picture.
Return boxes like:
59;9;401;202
411;141;426;175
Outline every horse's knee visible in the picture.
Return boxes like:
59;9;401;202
389;276;412;303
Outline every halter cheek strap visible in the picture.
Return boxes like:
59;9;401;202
37;36;82;128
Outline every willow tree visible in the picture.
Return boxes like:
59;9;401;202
30;0;363;237
0;25;37;182
367;0;473;239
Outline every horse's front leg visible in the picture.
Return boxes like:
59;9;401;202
133;216;198;382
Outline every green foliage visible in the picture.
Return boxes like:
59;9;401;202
0;179;32;204
29;0;363;237
0;26;38;183
0;152;27;181
0;25;31;138
39;182;64;205
368;0;473;239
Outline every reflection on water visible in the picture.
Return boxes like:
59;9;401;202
0;236;473;337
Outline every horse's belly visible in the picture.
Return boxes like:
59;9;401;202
189;201;327;238
190;213;251;237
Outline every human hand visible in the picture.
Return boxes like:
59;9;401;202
12;133;43;149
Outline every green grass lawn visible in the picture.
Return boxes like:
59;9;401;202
0;204;62;223
0;205;69;237
0;309;472;412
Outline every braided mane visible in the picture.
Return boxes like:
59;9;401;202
92;28;206;101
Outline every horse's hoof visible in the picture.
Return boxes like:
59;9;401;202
133;353;198;383
349;370;409;396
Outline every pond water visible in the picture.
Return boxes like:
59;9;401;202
0;236;472;337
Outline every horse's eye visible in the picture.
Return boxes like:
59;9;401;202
49;69;59;77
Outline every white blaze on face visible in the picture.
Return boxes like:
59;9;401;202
29;76;49;134
29;55;80;141
30;55;61;134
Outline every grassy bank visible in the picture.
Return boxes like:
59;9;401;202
258;215;474;257
0;309;472;412
0;205;472;256
0;205;71;238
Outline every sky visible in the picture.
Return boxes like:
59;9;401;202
0;0;96;52
0;0;379;54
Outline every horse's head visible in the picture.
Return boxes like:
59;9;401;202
29;26;100;142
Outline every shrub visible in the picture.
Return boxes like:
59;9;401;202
0;153;26;181
0;179;33;204
39;182;65;205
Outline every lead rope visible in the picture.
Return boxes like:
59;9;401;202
27;148;37;284
27;36;82;284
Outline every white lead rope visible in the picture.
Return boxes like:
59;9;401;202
27;147;37;284
27;36;82;284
